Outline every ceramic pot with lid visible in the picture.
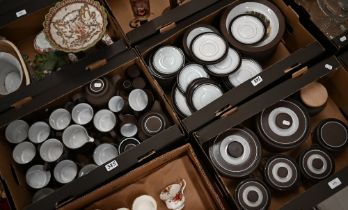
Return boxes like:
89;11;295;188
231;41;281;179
264;154;300;191
235;178;271;210
209;127;261;178
298;146;334;182
314;118;348;152
256;100;310;151
85;76;119;107
299;81;328;116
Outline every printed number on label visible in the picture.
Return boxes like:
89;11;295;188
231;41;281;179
16;10;27;17
328;178;342;190
251;76;263;86
105;160;118;172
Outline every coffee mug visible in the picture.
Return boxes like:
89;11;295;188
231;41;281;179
49;108;71;130
26;165;51;189
0;52;23;95
28;121;51;144
119;114;138;138
39;138;64;163
160;179;186;210
62;124;94;149
93;143;119;166
132;195;157;210
78;164;98;177
71;103;94;125
12;141;36;165
53;159;78;184
93;109;117;133
5;120;29;144
128;89;154;112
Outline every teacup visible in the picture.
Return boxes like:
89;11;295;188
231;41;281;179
93;143;119;166
26;165;51;189
0;52;23;95
53;159;78;184
49;108;71;130
5;120;29;144
71;103;94;125
132;195;157;210
160;179;186;210
93;109;117;133
62;125;94;149
28;121;51;144
12;141;36;165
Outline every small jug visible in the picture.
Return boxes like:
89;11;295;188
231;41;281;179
160;179;186;210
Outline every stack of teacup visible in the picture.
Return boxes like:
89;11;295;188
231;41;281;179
148;0;286;118
4;66;170;202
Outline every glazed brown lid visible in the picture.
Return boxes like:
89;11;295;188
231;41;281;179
264;155;299;191
235;179;271;210
118;137;140;154
299;147;334;181
220;0;285;56
300;82;328;108
209;128;261;178
87;78;107;94
257;100;309;151
139;112;167;136
315;118;348;152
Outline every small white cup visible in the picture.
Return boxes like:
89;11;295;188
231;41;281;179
26;165;51;189
54;160;78;184
49;108;71;130
12;141;36;165
5;120;29;144
40;138;64;163
28;122;51;144
128;89;149;112
132;195;157;210
78;164;98;177
72;103;94;125
0;52;23;95
62;125;94;149
108;96;125;113
93;143;118;166
93;109;116;133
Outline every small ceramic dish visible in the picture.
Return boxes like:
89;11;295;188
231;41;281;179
235;179;271;210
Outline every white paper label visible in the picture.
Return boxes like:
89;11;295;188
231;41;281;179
340;36;347;42
105;160;118;172
16;10;27;17
325;64;333;70
328;178;342;189
251;76;263;86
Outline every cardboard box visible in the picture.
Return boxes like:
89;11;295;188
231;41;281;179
0;50;185;210
60;144;227;210
0;1;128;125
135;0;325;133
193;55;348;209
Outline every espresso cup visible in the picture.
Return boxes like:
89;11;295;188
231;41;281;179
128;89;154;112
93;143;119;166
0;52;23;95
78;164;98;177
62;125;94;150
12;141;36;165
28;121;51;144
71;103;94;125
26;165;51;189
119;114;138;138
39;138;64;163
53;159;78;184
93;109;117;133
5;120;29;144
108;96;126;113
49;108;71;131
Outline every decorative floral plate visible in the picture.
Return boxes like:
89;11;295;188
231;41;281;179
43;0;108;53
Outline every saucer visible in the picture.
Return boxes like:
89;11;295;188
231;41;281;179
227;58;262;88
152;46;185;76
206;47;241;76
172;87;192;117
177;64;209;93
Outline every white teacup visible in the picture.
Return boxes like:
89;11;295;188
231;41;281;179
132;195;157;210
49;108;71;130
53;159;78;184
12;141;36;165
93;109;116;132
39;138;64;163
78;164;98;177
5;120;29;144
93;143;118;166
62;125;94;149
108;96;125;113
72;103;94;125
128;89;150;112
0;52;23;95
28;121;51;144
160;179;186;210
26;165;51;189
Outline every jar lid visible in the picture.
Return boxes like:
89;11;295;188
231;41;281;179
227;59;262;87
177;63;209;93
299;147;334;181
257;100;309;151
152;46;185;76
300;82;328;108
118;137;140;154
315;119;348;152
229;14;266;45
140;112;167;136
88;78;106;94
173;87;192;117
190;32;228;64
186;78;223;111
235;179;271;210
264;155;299;191
206;47;241;76
209;128;261;177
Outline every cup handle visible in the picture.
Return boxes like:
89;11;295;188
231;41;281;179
180;179;187;193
